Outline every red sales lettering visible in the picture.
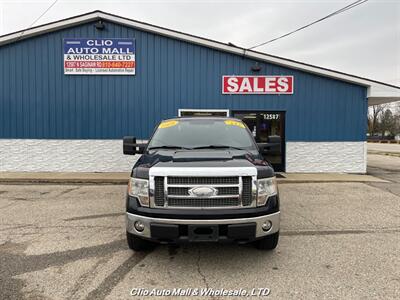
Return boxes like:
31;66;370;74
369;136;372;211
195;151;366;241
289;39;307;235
222;76;293;94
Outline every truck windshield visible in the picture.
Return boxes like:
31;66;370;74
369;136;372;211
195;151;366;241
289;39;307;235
148;119;257;150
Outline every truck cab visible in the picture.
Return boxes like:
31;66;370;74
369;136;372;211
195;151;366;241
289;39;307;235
123;117;280;251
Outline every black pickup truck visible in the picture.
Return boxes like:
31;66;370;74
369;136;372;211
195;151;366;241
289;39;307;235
123;117;280;251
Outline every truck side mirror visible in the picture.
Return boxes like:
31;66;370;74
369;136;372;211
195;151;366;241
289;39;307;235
123;136;147;155
123;136;137;155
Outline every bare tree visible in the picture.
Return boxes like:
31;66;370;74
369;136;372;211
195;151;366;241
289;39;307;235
394;101;400;114
368;104;386;135
394;102;400;136
379;109;396;137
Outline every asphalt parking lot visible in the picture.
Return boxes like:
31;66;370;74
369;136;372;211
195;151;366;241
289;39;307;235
1;156;400;299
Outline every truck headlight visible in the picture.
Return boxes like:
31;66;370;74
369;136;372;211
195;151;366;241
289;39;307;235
257;177;278;206
128;178;149;207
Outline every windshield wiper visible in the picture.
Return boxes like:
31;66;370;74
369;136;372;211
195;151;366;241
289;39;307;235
192;145;247;151
148;145;192;150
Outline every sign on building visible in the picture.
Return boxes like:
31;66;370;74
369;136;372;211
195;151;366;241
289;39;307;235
222;75;293;94
63;38;136;75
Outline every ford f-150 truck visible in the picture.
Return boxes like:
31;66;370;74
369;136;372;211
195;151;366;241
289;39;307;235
123;117;280;251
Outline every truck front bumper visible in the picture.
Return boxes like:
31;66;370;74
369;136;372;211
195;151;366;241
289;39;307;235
126;211;280;243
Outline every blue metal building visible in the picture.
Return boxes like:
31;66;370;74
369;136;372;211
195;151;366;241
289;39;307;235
0;11;399;172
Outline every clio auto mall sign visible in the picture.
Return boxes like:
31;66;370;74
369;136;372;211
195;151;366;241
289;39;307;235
222;75;293;94
64;38;136;75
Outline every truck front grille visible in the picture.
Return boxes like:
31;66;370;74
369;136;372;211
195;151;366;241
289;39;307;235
153;176;254;209
168;197;240;207
242;177;253;206
154;177;165;206
168;176;239;185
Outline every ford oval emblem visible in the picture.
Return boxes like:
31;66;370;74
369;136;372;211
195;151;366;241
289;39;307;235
189;186;218;197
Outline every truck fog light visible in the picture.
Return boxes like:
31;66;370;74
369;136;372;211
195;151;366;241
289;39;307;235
262;220;272;231
134;221;145;232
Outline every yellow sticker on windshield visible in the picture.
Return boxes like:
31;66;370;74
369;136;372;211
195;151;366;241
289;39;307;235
224;120;245;128
159;120;179;129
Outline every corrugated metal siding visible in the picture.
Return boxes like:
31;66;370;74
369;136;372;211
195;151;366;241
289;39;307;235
0;20;367;141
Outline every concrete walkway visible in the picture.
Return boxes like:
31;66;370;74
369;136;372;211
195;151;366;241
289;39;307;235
368;143;400;153
368;143;400;157
0;171;387;184
277;173;386;183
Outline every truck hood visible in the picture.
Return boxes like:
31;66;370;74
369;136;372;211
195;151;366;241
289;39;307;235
131;149;274;179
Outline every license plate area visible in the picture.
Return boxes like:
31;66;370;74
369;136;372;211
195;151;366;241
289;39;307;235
188;225;219;242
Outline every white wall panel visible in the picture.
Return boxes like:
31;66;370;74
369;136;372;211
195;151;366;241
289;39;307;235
0;139;367;173
0;139;139;172
286;142;367;173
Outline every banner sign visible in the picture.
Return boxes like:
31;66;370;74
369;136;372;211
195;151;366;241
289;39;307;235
63;38;135;75
222;75;293;94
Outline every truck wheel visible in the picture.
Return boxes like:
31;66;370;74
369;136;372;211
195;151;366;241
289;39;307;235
255;231;279;250
126;232;155;251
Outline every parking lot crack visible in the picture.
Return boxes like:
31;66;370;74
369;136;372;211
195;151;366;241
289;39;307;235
0;224;121;234
1;239;127;277
0;224;34;232
84;252;149;300
57;187;81;197
0;239;129;300
196;248;210;290
69;255;111;299
281;228;400;236
64;212;124;221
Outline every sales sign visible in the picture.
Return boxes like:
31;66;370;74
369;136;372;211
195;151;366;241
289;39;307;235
222;75;293;94
64;38;135;75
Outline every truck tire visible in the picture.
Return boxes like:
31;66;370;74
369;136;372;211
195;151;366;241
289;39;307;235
126;232;155;251
255;231;279;250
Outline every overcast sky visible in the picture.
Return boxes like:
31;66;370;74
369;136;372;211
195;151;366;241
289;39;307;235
0;0;399;87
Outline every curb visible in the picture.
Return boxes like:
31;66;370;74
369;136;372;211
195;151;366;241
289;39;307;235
0;172;130;185
276;179;385;184
0;178;128;185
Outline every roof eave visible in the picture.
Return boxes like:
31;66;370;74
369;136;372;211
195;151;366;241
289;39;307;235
368;97;400;106
0;11;102;46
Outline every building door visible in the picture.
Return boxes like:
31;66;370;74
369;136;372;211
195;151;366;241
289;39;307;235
232;111;285;172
